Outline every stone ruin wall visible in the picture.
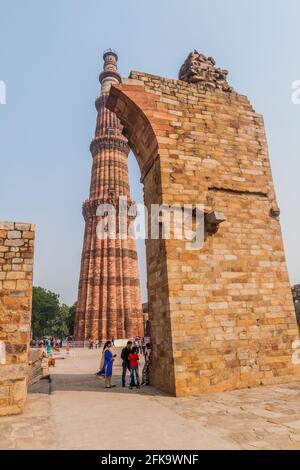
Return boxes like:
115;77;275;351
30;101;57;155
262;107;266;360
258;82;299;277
107;55;300;396
0;222;35;416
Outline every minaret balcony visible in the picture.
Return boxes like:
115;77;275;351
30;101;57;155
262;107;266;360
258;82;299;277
89;135;130;155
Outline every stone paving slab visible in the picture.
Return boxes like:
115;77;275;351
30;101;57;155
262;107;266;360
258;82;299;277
0;393;55;450
152;381;300;449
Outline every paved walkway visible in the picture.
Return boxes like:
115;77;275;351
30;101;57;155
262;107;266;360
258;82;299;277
2;348;300;449
48;349;234;450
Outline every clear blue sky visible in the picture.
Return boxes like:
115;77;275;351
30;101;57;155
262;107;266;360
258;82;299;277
1;0;299;305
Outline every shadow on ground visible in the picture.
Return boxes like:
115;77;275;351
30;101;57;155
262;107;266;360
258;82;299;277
28;377;51;395
50;372;167;397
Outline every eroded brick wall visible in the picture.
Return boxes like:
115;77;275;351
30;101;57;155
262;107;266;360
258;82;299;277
0;222;35;416
108;70;300;396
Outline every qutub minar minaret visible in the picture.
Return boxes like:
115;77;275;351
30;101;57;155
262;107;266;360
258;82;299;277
74;51;144;341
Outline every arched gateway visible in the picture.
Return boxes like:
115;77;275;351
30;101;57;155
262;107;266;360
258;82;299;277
105;50;300;396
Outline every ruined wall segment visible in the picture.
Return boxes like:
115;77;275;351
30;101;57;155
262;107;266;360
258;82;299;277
0;222;35;416
107;51;300;396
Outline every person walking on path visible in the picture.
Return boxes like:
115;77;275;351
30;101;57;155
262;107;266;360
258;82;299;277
129;346;140;389
97;341;116;388
46;340;56;367
46;340;52;356
121;341;132;388
141;343;151;386
142;337;146;356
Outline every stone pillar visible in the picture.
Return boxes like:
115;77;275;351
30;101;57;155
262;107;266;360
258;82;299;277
0;222;35;416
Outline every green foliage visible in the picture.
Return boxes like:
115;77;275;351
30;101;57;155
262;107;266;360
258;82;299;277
67;302;76;335
32;286;76;338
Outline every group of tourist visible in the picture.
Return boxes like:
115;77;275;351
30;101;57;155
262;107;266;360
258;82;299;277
30;339;57;367
88;336;149;353
30;337;72;368
31;337;65;349
88;338;107;349
30;335;152;386
96;340;151;390
132;336;148;355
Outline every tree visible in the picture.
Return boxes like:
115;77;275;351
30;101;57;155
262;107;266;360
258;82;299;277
66;302;76;337
32;287;61;337
31;287;76;338
50;304;70;338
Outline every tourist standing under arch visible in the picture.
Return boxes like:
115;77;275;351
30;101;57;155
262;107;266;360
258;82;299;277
97;341;116;389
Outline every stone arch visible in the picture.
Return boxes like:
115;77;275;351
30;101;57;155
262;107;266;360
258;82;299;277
106;71;300;397
107;80;177;395
106;82;160;181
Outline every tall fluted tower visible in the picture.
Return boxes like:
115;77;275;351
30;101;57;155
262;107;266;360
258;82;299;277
74;51;144;342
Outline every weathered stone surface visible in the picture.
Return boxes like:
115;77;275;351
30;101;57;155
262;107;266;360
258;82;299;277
7;231;22;240
5;239;25;247
179;50;233;92
28;348;49;385
106;52;300;397
14;223;31;231
0;222;14;230
0;222;35;415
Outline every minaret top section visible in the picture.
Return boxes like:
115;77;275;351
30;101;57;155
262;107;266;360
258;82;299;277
99;49;122;94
